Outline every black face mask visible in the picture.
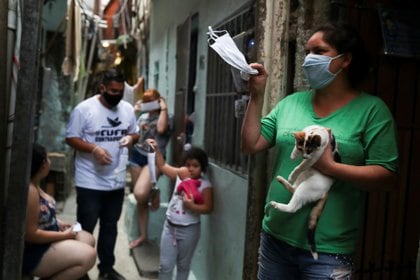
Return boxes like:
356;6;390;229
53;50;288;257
102;91;123;107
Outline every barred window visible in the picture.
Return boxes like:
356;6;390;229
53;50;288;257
205;4;255;175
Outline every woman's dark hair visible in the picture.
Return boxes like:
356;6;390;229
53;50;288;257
312;22;370;89
31;143;47;178
182;147;209;172
101;68;125;85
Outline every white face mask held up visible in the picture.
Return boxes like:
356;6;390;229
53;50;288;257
207;26;258;80
147;151;157;184
140;100;160;112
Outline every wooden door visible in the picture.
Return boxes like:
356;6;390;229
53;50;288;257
336;1;420;278
172;17;191;166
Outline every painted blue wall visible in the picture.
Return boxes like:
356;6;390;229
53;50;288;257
148;0;252;279
42;0;67;32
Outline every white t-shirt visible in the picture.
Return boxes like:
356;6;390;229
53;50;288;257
66;95;138;190
166;176;212;225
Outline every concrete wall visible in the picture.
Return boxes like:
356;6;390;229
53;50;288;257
38;0;71;152
42;0;67;32
37;1;74;201
148;0;252;279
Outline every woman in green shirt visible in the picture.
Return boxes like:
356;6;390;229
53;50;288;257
241;23;399;279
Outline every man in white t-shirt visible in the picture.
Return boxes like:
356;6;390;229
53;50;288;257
66;68;139;280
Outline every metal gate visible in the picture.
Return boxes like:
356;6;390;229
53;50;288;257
205;4;255;174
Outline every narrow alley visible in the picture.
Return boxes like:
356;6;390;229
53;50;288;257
57;186;157;280
1;1;420;280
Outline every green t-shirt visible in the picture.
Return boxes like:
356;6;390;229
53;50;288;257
260;91;398;254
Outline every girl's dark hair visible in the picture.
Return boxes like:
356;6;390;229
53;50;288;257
101;68;125;85
31;143;47;178
182;147;209;172
312;22;370;89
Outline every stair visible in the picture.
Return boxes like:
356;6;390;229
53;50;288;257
125;192;163;279
131;240;160;278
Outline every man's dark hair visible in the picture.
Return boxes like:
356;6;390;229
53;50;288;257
101;68;125;85
182;147;209;172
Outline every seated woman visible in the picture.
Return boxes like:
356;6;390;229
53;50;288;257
22;143;96;279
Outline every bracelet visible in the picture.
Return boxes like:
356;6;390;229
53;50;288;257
91;145;100;154
160;108;167;111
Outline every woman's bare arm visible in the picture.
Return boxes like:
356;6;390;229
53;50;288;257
241;63;271;154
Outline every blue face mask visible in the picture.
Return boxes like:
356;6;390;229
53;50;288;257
302;53;343;89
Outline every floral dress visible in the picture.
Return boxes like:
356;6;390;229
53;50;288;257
22;192;59;274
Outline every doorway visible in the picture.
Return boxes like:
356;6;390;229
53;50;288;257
171;14;199;166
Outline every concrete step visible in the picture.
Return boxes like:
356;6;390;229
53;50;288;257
131;240;159;279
